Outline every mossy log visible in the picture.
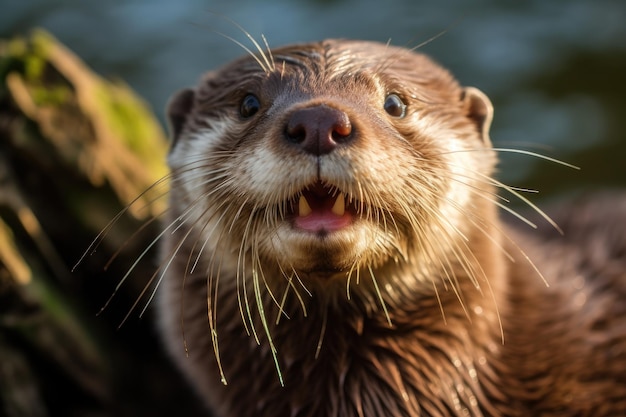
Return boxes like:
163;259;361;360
0;30;204;417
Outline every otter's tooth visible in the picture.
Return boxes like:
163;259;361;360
331;193;345;216
298;195;312;217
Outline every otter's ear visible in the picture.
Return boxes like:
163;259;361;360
166;88;195;149
461;87;493;147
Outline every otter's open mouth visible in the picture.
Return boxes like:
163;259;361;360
288;182;358;234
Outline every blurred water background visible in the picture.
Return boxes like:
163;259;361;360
2;0;625;196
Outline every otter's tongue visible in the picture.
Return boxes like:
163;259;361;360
294;187;351;233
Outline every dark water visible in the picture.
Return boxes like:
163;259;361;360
3;0;626;194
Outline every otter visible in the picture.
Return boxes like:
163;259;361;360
155;39;626;416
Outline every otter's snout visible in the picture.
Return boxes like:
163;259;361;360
284;105;353;155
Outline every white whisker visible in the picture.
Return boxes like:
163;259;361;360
315;307;328;359
252;259;284;386
368;265;392;327
73;173;172;272
476;172;563;234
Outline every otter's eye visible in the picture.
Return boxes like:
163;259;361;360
384;94;407;118
240;94;260;118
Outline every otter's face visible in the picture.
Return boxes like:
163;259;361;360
166;39;494;287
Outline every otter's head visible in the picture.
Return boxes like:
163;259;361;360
165;39;494;295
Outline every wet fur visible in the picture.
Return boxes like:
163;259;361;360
154;40;626;416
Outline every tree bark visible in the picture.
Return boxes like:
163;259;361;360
0;30;205;417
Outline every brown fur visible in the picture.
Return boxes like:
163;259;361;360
156;40;626;416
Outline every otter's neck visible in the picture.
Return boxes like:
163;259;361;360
196;228;509;417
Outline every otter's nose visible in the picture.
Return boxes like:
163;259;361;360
285;105;353;155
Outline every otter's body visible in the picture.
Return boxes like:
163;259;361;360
156;40;626;416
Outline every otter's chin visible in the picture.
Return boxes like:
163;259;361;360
263;218;395;281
